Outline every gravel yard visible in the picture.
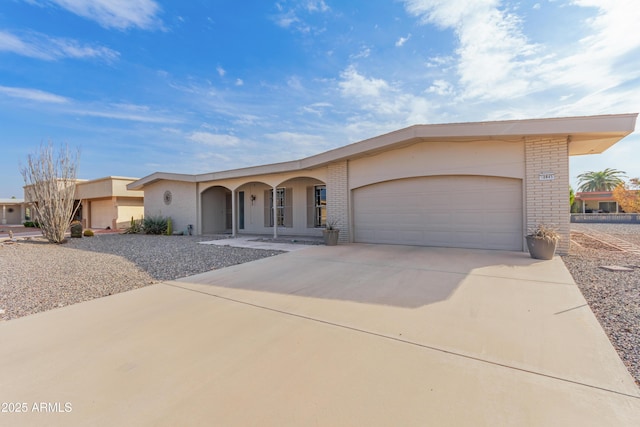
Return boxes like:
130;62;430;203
562;223;640;386
0;234;283;321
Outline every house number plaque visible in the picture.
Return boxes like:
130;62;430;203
539;172;555;181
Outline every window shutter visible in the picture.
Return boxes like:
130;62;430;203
306;186;314;228
284;188;293;227
264;189;271;227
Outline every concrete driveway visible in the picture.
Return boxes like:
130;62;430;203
1;244;639;426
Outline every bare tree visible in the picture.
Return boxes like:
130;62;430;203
21;142;81;243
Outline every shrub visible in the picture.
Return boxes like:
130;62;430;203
123;216;143;234
143;216;168;235
70;221;83;238
23;221;41;228
83;229;95;237
166;217;173;236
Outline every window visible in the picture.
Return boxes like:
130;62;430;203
599;201;617;213
314;185;326;227
265;187;292;227
275;188;285;226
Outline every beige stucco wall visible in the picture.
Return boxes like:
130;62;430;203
524;137;570;254
116;197;144;228
1;203;24;225
76;177;143;200
348;140;525;190
144;180;198;234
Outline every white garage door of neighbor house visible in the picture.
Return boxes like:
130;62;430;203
90;199;113;229
353;175;523;250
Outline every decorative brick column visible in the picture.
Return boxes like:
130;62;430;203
327;161;350;243
524;137;570;254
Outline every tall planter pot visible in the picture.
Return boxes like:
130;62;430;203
526;236;557;260
323;229;340;246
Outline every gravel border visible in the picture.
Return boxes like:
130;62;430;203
562;223;640;387
0;234;283;321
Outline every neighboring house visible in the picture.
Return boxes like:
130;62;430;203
128;114;638;255
575;191;621;213
75;177;144;229
0;198;27;225
24;177;144;230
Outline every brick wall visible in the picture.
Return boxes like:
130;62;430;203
327;161;350;243
524;137;570;254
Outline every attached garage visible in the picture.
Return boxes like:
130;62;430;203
90;199;115;229
353;175;523;250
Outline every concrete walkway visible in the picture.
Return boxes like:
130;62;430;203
199;235;321;251
1;244;639;426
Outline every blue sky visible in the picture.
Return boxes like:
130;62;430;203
1;0;639;197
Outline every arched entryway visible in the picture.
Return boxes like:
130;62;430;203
201;186;232;234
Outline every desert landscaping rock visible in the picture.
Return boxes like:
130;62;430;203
0;234;283;321
562;223;640;386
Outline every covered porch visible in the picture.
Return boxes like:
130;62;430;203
200;176;327;239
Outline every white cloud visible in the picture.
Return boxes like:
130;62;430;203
216;66;226;77
350;46;371;59
188;131;240;147
274;10;301;29
302;102;332;115
26;0;162;30
305;1;330;13
0;30;119;62
272;0;328;33
337;66;435;137
68;102;181;123
406;0;540;100
0;85;70;103
235;79;244;86
395;34;411;47
339;65;390;99
427;79;454;96
403;0;640;113
287;76;303;90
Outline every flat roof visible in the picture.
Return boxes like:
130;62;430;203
129;113;638;190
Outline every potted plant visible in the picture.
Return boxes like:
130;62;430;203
526;224;560;260
323;218;340;246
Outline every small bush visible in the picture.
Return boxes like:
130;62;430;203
123;216;143;234
83;229;94;237
70;221;83;238
143;216;168;235
23;221;41;228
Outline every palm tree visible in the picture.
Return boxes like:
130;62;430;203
576;168;626;192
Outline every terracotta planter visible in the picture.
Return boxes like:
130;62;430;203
323;229;340;246
526;236;557;260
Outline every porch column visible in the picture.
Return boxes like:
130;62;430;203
2;205;6;224
272;186;278;238
231;189;237;237
20;204;25;223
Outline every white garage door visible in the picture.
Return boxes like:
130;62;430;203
90;199;114;229
353;176;523;250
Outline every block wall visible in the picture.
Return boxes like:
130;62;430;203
524;137;570;254
327;161;350;243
